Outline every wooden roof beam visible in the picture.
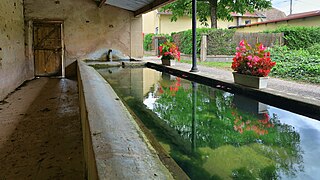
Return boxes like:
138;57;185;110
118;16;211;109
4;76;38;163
98;0;106;8
134;0;175;17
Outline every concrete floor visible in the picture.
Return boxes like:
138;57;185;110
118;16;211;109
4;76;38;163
0;77;84;179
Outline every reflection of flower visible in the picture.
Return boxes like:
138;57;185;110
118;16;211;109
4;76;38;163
157;77;181;96
158;86;164;94
232;112;274;135
231;40;276;77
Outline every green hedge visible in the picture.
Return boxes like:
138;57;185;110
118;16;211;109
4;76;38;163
158;34;173;45
172;28;212;54
144;33;154;51
266;26;320;49
270;46;320;83
207;29;236;55
143;33;173;51
172;28;236;55
307;43;320;56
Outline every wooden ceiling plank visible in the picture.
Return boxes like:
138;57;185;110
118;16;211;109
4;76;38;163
98;0;107;8
134;0;175;16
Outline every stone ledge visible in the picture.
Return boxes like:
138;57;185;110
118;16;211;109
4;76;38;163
77;60;173;179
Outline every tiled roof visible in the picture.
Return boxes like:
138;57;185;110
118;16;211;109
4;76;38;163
257;8;286;21
287;10;320;18
230;10;320;28
230;12;266;18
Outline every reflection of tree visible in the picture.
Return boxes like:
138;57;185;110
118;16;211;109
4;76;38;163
153;76;193;141
104;69;303;179
151;76;303;179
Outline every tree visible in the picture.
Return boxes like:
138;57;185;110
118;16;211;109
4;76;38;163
161;0;272;28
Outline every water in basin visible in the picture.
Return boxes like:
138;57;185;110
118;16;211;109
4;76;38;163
98;67;320;180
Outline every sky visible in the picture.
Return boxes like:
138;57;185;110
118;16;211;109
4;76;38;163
272;0;320;15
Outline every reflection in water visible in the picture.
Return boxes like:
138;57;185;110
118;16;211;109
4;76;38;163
98;67;320;180
192;82;197;153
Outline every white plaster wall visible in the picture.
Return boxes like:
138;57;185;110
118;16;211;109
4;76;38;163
0;0;27;100
142;11;157;34
24;0;143;67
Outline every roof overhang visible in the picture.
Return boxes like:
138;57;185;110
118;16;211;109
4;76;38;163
94;0;175;16
229;10;320;29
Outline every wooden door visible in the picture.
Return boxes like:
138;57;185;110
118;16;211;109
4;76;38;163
33;22;62;76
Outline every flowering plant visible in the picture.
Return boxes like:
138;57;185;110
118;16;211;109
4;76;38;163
158;42;181;61
231;40;276;77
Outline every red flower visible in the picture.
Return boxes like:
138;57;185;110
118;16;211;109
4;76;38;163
231;40;276;77
158;42;181;62
239;40;245;47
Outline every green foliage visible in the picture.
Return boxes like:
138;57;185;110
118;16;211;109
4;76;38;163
143;33;173;51
232;167;256;180
267;26;320;49
143;33;154;51
207;29;236;55
173;28;235;55
161;0;271;28
232;165;278;180
173;28;211;54
307;43;320;56
158;34;173;44
269;45;320;83
259;165;279;180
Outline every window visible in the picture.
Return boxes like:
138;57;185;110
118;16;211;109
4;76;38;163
245;20;251;25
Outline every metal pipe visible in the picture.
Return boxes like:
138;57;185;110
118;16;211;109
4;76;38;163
107;49;112;62
190;0;198;72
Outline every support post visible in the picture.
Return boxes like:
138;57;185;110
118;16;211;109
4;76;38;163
155;37;159;56
190;0;198;72
290;0;293;15
200;35;207;62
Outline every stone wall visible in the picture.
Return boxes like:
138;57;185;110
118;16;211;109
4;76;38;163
0;0;27;100
24;0;143;69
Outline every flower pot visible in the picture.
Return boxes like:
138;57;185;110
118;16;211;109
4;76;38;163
233;72;268;89
161;58;175;66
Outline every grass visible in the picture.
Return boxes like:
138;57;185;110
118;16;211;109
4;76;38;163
180;59;232;70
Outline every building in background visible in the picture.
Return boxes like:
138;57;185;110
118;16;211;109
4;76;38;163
231;10;320;32
257;8;287;21
143;9;266;34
